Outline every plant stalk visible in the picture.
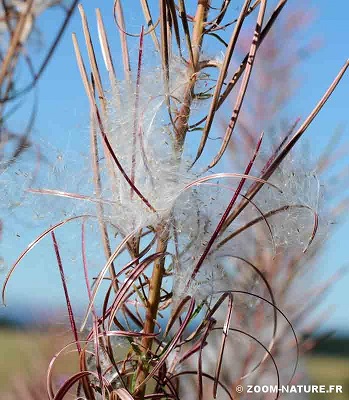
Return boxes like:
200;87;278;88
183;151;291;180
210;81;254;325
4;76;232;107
175;0;210;150
134;223;170;399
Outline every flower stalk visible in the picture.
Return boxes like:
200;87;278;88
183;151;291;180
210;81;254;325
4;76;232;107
134;223;170;398
174;0;210;150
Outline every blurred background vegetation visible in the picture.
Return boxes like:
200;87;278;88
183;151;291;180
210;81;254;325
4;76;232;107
0;324;348;398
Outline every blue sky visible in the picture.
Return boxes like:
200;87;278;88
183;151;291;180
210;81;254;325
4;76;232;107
1;1;349;334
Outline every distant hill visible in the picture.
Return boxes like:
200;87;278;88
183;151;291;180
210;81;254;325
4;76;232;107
0;316;20;329
311;336;349;357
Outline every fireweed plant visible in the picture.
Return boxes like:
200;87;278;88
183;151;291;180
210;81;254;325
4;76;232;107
0;0;78;300
0;0;78;244
0;0;78;130
2;1;349;399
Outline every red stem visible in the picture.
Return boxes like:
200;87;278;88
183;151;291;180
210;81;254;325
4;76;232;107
51;230;81;353
190;132;264;281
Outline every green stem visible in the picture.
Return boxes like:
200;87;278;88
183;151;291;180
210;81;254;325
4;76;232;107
134;223;169;399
